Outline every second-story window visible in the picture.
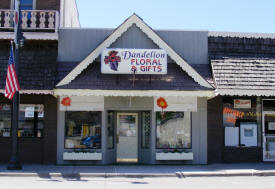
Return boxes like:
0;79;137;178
20;0;34;10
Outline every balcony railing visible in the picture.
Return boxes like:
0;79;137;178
0;9;59;32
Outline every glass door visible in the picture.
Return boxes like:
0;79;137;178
263;112;275;161
116;113;138;163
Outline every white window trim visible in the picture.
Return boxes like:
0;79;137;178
10;0;36;10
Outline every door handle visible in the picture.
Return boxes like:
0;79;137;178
116;134;119;144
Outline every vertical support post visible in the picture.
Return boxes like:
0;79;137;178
7;0;22;170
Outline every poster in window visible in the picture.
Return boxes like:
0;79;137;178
0;104;11;111
25;106;34;118
240;122;257;147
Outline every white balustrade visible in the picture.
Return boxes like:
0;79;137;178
0;9;58;32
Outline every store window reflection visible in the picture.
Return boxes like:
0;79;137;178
0;104;11;137
156;112;191;149
18;104;44;138
65;111;101;149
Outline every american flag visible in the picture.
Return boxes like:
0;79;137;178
5;43;20;100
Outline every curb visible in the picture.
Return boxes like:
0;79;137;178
0;171;275;178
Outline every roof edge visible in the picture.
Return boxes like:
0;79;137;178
57;14;213;89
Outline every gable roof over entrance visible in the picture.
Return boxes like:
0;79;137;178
56;14;213;89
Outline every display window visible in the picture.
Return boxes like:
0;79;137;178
156;112;191;149
18;104;44;138
0;104;44;138
223;97;261;147
65;111;101;149
0;104;11;137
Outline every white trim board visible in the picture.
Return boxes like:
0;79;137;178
54;89;215;98
56;14;213;89
216;89;275;96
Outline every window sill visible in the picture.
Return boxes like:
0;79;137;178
224;146;260;149
63;152;102;160
156;152;193;160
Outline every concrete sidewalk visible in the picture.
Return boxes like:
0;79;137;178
1;163;275;178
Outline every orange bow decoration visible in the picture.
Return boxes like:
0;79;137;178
157;97;168;110
61;97;72;106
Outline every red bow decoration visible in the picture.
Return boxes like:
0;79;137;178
61;97;72;106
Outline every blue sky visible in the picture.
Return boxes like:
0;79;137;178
76;0;275;33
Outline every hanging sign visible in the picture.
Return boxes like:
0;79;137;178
234;99;251;109
101;48;167;74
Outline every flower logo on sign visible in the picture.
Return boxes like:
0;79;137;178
61;97;72;106
104;50;121;71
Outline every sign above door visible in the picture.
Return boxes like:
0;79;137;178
101;48;167;74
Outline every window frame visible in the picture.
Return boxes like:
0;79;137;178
223;97;261;148
141;111;151;149
107;111;115;149
155;111;192;150
0;103;44;138
64;111;102;150
10;0;36;10
18;104;45;138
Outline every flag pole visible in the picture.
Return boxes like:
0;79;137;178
7;0;22;170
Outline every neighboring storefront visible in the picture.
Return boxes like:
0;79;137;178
0;39;58;164
208;33;275;163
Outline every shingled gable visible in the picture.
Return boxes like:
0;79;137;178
56;14;213;89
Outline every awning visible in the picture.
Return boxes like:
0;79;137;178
0;32;58;40
0;90;53;95
54;89;215;98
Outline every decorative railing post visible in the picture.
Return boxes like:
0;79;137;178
21;11;28;28
48;12;55;29
39;11;45;28
30;11;36;28
4;10;11;27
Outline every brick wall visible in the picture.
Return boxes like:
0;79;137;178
0;0;60;10
36;0;60;10
0;40;58;90
0;0;10;9
209;36;275;57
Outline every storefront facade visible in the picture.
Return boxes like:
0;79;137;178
54;14;214;164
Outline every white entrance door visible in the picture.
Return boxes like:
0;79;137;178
263;112;275;161
117;113;138;163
